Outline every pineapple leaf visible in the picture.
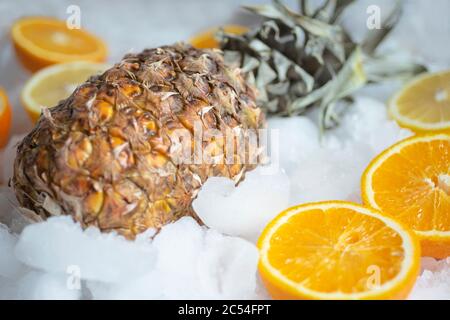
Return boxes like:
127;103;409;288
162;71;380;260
249;38;272;60
292;25;306;49
273;0;346;62
299;0;313;16
241;54;260;73
312;0;336;22
305;36;326;64
363;53;427;82
256;60;278;89
243;3;295;27
318;47;367;130
275;1;342;38
289;82;330;114
331;0;356;23
260;20;281;41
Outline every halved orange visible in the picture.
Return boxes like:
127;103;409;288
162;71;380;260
0;88;12;148
21;61;109;122
189;25;249;49
362;134;450;258
389;71;450;132
258;201;420;300
11;16;107;72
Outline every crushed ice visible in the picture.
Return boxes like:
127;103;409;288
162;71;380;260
1;216;259;299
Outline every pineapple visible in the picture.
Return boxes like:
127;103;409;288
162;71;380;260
12;43;264;238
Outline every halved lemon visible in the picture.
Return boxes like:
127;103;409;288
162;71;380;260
0;88;12;148
21;61;109;122
362;134;450;258
189;25;249;49
258;201;420;300
389;71;450;132
11;16;108;72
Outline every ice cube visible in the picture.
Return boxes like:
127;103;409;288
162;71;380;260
87;217;259;300
289;144;371;205
193;166;290;241
87;272;163;300
15;271;81;300
15;216;156;283
0;224;26;279
153;217;259;299
332;96;412;154
195;228;259;299
267;117;320;174
410;258;450;300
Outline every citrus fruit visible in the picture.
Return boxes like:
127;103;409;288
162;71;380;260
389;71;450;132
11;16;107;72
362;134;450;258
21;61;109;122
0;88;12;148
258;201;420;300
189;25;249;49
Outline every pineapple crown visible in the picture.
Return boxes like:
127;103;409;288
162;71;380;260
219;0;426;132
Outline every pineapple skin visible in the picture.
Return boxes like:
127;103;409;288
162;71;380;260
12;43;264;238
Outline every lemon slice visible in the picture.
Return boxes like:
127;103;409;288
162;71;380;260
389;71;450;132
21;61;109;122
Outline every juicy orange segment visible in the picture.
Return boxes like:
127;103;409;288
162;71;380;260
0;88;12;148
189;25;249;49
11;17;107;72
389;71;450;132
258;201;420;300
21;61;109;122
362;134;450;258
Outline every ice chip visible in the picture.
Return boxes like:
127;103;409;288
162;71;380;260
87;217;259;300
15;271;81;300
193;167;290;241
267;117;319;174
15;216;156;283
410;258;450;300
199;229;259;299
289;144;371;205
0;224;26;279
332;96;412;154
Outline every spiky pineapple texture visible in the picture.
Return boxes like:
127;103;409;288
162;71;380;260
12;43;264;238
220;0;424;131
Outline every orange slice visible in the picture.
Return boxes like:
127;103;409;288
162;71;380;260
21;61;109;122
362;134;450;258
258;201;420;300
11;16;107;72
189;25;249;49
0;88;12;148
389;71;450;133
